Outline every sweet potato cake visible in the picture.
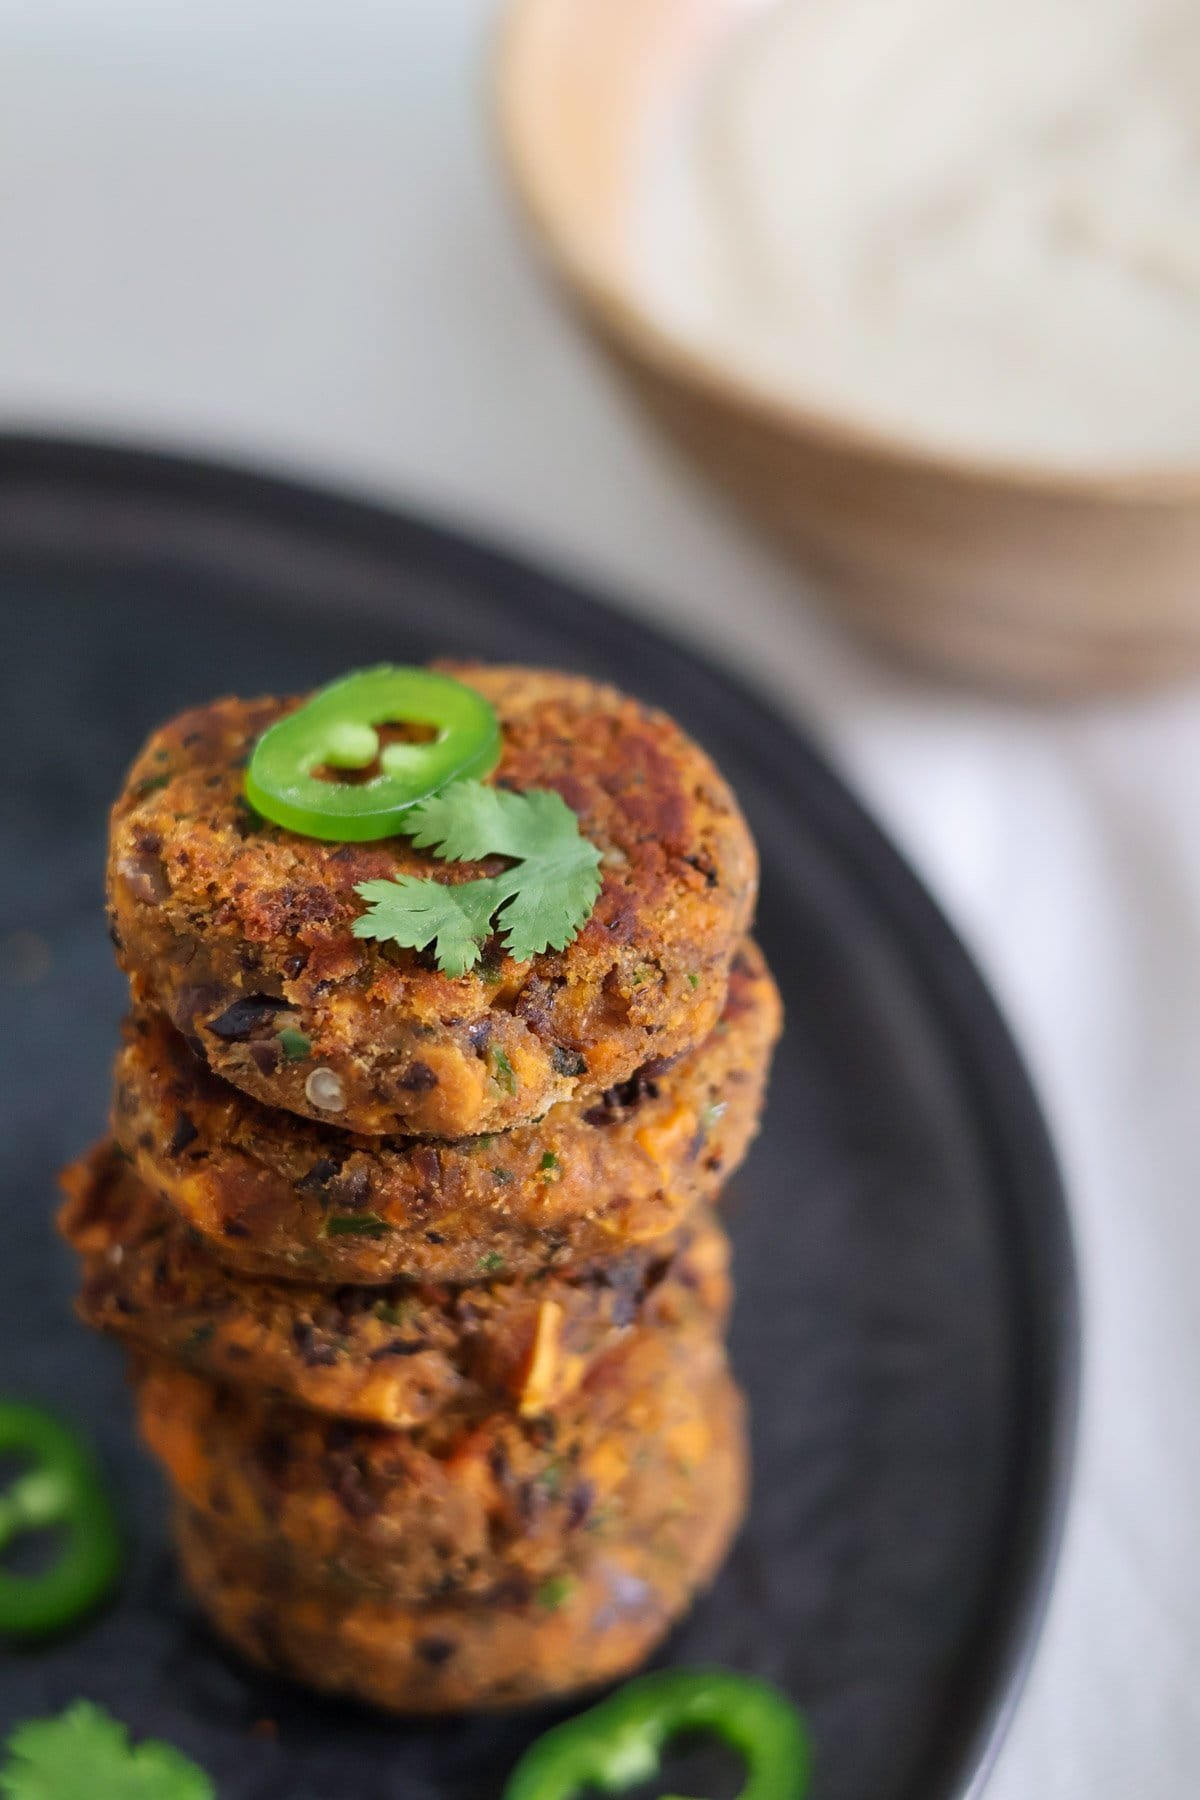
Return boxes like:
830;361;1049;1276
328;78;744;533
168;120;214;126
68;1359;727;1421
60;1147;731;1430
174;1375;745;1713
107;667;757;1137
133;1315;734;1607
108;941;778;1284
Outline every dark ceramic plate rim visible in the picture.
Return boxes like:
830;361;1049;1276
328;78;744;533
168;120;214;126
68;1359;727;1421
0;431;1078;1800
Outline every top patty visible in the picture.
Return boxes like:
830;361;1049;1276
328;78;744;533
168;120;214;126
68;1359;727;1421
107;665;758;1137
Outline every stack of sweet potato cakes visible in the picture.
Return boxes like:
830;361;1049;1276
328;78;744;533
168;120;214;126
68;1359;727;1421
60;663;780;1713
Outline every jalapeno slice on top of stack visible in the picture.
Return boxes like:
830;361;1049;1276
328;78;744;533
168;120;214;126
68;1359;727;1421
245;665;502;840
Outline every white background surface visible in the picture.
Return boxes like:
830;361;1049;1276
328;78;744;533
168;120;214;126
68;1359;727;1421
3;4;1199;1795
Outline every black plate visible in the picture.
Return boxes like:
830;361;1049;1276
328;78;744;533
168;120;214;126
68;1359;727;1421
0;437;1076;1800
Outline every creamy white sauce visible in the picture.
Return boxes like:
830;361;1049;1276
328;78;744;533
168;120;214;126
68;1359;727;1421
635;0;1200;467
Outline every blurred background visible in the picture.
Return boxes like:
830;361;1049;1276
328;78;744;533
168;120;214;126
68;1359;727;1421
2;2;1198;1794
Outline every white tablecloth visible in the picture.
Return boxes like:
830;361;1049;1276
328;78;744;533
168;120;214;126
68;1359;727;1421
3;4;1199;1793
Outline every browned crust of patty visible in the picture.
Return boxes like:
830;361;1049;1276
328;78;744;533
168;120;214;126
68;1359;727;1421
133;1311;732;1607
60;1147;731;1430
107;667;758;1136
172;1383;745;1713
108;941;778;1284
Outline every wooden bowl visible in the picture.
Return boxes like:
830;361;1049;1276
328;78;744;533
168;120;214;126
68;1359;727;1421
495;0;1200;693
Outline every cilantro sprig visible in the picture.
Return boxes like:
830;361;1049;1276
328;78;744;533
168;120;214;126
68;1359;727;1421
0;1703;213;1800
353;781;603;977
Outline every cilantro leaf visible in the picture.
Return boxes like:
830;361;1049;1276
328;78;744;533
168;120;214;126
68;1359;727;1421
353;783;602;975
406;783;579;865
353;872;506;978
1;1703;213;1800
495;821;604;963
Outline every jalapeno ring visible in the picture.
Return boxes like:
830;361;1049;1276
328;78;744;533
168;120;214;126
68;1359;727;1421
245;666;501;841
0;1401;122;1639
502;1668;811;1800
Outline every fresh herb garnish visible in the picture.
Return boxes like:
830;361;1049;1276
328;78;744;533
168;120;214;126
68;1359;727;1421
352;782;602;977
0;1702;213;1800
477;1251;506;1275
539;1152;559;1173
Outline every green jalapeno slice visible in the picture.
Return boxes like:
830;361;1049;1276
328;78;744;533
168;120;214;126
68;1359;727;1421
0;1402;122;1639
245;665;501;841
502;1669;811;1800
